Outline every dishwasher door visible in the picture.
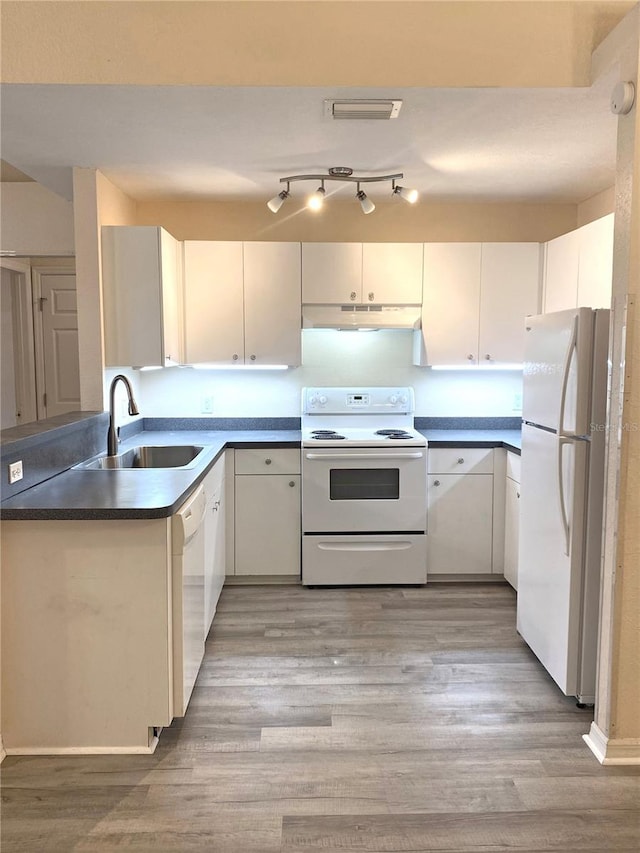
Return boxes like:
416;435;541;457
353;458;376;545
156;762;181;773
172;485;206;716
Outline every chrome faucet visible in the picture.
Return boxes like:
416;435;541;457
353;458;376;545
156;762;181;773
107;374;140;456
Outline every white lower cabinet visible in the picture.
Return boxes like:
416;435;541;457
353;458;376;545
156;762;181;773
427;448;496;575
503;451;522;589
203;453;227;633
234;448;301;577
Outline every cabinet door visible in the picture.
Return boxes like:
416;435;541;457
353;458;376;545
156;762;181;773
421;243;481;366
427;473;493;574
243;242;301;366
543;229;580;313
203;457;226;633
362;243;423;304
102;226;166;367
577;214;614;309
302;243;362;304
479;243;540;365
504;476;520;589
183;241;244;365
235;475;301;576
159;230;182;364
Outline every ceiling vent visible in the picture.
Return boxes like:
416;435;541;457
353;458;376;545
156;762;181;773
324;99;403;120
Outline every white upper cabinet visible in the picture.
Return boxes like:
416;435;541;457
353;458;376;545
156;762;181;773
183;241;301;366
577;214;614;309
183;241;244;365
302;242;422;305
243;242;301;366
543;214;614;312
543;229;580;313
420;243;482;366
361;243;423;304
479;243;541;365
102;226;182;368
418;242;540;367
302;243;362;304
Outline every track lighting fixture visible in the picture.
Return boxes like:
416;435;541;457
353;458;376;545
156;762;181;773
392;180;419;204
266;167;418;214
356;184;375;215
267;183;291;213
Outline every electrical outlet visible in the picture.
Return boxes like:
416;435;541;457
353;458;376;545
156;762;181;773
201;395;214;414
8;460;23;484
512;392;523;411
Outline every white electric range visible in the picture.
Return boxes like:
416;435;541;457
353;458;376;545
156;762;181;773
301;387;428;586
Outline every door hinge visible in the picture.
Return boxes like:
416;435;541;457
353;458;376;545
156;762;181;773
38;296;47;312
43;392;47;407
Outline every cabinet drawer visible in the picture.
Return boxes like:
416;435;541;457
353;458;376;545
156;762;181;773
428;447;493;475
235;448;301;476
506;451;521;484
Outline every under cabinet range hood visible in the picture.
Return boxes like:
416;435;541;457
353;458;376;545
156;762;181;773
302;304;421;330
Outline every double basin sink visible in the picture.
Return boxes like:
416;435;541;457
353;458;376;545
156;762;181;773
76;445;204;470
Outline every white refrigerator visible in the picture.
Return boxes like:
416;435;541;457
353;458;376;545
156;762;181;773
517;307;610;704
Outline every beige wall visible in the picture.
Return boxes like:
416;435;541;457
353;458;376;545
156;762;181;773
577;186;616;226
1;1;633;88
0;183;75;255
136;198;577;243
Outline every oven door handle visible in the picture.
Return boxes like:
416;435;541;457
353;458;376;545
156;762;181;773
304;452;425;460
317;540;415;552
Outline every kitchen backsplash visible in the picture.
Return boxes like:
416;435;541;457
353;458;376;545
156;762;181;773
139;330;524;418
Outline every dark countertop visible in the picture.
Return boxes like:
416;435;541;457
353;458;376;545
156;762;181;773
1;428;520;520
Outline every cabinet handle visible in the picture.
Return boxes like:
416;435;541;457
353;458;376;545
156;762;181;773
368;292;375;302
232;354;239;361
457;458;464;464
250;354;256;361
485;354;491;360
467;354;474;361
433;480;440;486
289;481;295;487
265;458;272;465
350;291;357;301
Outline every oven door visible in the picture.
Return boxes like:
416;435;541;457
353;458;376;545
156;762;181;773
302;447;427;533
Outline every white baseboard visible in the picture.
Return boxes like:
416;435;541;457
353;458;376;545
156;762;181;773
5;737;159;756
584;722;640;765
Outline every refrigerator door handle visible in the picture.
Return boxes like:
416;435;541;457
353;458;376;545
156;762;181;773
558;314;578;436
557;436;572;556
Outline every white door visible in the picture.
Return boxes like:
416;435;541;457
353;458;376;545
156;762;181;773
34;269;80;418
427;473;494;574
301;243;362;304
235;475;300;576
522;308;594;433
479;243;540;365
517;423;588;697
421;243;481;365
183;241;244;365
243;242;301;366
543;229;580;313
362;243;423;304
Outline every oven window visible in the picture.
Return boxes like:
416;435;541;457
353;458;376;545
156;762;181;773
329;468;400;500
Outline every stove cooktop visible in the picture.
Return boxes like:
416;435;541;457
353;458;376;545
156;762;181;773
302;427;426;447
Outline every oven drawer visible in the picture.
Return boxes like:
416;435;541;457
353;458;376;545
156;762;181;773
235;448;301;476
428;447;493;475
302;534;427;585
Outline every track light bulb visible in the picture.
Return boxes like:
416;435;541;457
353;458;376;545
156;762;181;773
307;185;325;212
356;189;375;215
394;185;418;204
267;188;290;213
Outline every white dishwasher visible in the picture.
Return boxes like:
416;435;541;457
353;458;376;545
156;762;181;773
172;484;206;716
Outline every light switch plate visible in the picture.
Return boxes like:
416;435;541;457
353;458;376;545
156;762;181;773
8;460;23;484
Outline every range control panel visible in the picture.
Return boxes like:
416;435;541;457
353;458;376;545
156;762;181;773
303;387;415;415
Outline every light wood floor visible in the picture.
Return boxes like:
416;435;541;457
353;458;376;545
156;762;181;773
2;583;639;852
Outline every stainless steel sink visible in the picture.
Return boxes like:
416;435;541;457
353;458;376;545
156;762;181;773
77;445;204;470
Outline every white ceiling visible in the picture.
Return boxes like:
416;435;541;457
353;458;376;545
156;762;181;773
0;74;619;205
